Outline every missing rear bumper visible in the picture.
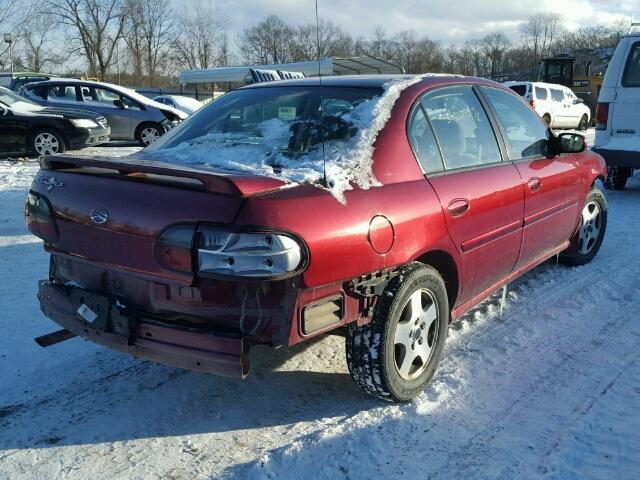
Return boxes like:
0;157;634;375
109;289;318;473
37;280;251;378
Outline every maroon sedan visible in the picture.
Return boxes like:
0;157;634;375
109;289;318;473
27;75;607;402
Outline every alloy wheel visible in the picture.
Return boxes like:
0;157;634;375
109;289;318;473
141;127;160;145
578;201;602;255
34;133;61;155
394;288;439;380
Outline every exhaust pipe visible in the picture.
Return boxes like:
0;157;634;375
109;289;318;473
34;329;77;348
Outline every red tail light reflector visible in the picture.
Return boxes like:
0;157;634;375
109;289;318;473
595;103;609;130
25;192;59;243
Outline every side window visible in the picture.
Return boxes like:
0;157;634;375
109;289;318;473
95;87;121;104
622;42;640;87
535;87;548;100
407;105;444;174
47;84;78;103
122;96;142;110
421;86;501;170
550;89;564;102
483;87;549;159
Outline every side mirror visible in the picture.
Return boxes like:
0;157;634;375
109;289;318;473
113;99;125;109
555;132;586;154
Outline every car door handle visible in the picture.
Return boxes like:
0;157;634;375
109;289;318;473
448;198;470;217
527;177;542;192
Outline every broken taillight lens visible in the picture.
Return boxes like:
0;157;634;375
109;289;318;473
25;191;59;243
155;225;195;274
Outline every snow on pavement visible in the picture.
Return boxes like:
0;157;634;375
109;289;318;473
1;136;639;479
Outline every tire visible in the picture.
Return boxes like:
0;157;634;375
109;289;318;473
603;166;630;190
542;114;551;126
560;187;607;266
136;123;162;146
29;128;66;156
578;114;588;131
346;263;449;402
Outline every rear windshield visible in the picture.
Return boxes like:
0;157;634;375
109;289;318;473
622;42;640;87
508;85;527;96
144;85;382;162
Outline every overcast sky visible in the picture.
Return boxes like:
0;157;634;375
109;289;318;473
218;0;638;45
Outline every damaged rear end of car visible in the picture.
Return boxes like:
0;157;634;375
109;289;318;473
27;154;309;378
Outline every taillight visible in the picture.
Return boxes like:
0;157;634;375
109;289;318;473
25;191;59;243
196;226;304;279
156;225;306;279
529;99;536;110
595;103;609;130
156;225;195;274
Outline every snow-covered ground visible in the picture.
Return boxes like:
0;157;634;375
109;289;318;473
2;132;640;479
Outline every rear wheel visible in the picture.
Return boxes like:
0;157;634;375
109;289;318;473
604;166;631;190
345;263;449;402
30;129;66;156
560;187;607;266
136;123;162;146
578;114;588;131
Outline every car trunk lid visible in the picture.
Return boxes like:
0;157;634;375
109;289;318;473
29;155;288;283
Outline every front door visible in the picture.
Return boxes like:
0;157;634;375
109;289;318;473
419;85;524;302
0;109;28;153
79;85;131;139
481;86;583;270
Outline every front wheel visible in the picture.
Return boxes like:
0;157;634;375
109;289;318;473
578;114;588;131
560;187;607;266
136;123;162;146
30;129;66;156
346;263;449;402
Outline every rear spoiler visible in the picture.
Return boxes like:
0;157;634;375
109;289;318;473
40;155;287;196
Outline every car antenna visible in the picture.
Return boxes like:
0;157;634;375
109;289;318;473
315;0;328;188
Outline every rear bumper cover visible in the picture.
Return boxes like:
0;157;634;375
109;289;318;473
592;147;639;168
37;280;250;377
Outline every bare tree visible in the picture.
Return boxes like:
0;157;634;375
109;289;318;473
44;0;127;79
238;15;293;65
20;14;66;71
290;19;352;62
521;13;562;72
172;0;227;70
481;32;511;77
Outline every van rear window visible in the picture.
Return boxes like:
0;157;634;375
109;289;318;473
535;87;548;100
509;85;527;96
622;42;640;87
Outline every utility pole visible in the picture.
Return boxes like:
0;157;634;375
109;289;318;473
3;34;13;74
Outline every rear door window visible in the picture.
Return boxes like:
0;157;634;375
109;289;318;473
622;42;640;87
47;84;78;103
535;87;548;100
550;89;565;102
407;105;444;174
420;86;501;170
482;87;550;159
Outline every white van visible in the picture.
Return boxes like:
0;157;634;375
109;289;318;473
593;26;640;189
505;81;591;130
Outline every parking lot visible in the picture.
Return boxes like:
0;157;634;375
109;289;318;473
1;129;640;479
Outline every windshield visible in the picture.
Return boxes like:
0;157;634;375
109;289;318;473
0;87;43;113
0;88;39;107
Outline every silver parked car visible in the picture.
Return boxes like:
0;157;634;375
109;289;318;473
153;95;203;115
22;79;188;145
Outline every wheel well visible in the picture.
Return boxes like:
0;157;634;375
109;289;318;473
592;175;606;187
415;250;459;307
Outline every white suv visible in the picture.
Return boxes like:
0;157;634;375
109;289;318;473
593;27;640;190
505;81;591;130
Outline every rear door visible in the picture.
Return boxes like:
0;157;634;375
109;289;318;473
481;86;583;269
611;40;640;147
418;85;524;302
